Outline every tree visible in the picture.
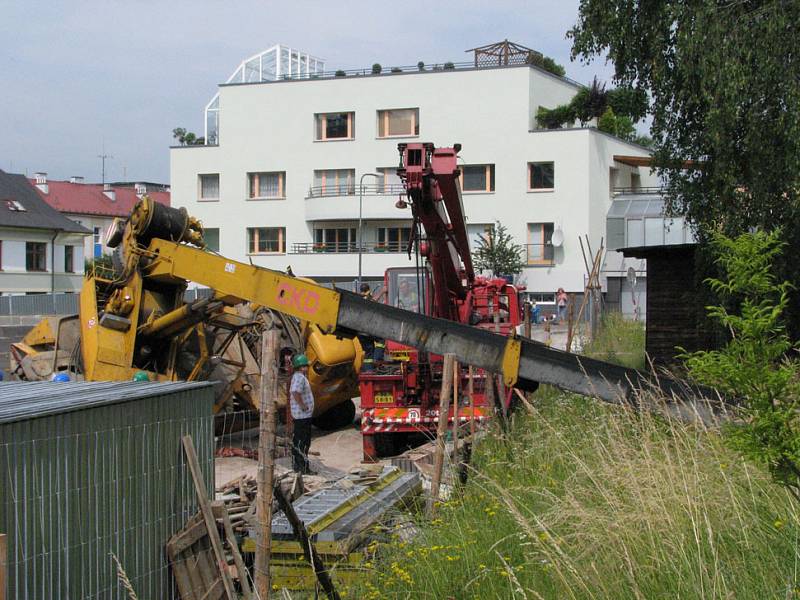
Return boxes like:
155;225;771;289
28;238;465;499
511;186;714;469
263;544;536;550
682;230;800;502
569;0;800;334
172;127;203;146
472;222;526;277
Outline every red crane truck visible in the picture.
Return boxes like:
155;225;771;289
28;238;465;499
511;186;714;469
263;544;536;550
359;142;527;460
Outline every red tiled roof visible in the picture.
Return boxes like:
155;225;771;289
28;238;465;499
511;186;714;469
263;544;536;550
30;179;170;218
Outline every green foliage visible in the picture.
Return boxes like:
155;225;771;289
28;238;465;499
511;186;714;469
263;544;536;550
172;127;201;146
527;52;567;77
598;106;636;141
536;104;576;129
335;69;346;77
443;61;455;70
582;311;646;369
353;395;799;599
417;61;425;71
682;230;800;500
472;221;525;277
534;77;645;133
569;0;800;334
371;63;382;74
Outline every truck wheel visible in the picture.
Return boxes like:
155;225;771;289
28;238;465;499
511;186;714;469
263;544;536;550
312;399;356;431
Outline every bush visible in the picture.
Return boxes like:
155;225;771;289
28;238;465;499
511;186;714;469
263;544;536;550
683;229;800;501
371;63;382;74
417;61;425;71
443;61;455;69
335;69;346;77
536;104;576;129
527;52;567;77
598;106;636;141
391;67;402;73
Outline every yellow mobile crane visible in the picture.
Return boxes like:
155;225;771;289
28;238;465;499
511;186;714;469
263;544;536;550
12;196;709;428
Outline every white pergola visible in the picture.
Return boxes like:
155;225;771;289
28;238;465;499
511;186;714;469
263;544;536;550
205;45;326;144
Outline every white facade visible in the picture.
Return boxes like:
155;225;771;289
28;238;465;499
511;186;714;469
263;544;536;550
0;228;86;294
67;213;114;262
171;61;657;295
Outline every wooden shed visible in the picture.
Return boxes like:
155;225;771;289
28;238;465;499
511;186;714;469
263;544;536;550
621;243;713;367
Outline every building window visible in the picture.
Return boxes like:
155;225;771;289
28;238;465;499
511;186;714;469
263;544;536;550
467;223;494;249
199;174;220;201
248;172;285;199
377;227;411;252
527;223;555;264
315;112;354;141
314;227;357;252
93;227;102;257
26;242;47;272
247;227;285;254
528;162;555;190
461;164;495;193
64;246;74;273
377;108;419;138
313;169;355;195
377;167;403;193
204;228;220;252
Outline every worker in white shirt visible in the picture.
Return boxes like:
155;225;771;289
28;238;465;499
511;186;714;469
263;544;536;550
290;353;315;474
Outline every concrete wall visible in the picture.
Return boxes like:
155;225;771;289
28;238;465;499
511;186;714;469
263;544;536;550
171;65;653;294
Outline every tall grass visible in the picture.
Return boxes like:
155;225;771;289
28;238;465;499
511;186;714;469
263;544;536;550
354;394;799;599
581;312;646;369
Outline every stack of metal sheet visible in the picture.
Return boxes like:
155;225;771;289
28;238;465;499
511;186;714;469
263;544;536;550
244;466;421;590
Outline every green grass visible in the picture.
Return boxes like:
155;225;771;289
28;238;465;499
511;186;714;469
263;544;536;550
352;394;800;599
581;312;646;369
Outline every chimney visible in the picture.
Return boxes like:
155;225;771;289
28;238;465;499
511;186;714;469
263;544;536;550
70;176;84;184
33;172;48;194
134;183;147;197
103;183;116;202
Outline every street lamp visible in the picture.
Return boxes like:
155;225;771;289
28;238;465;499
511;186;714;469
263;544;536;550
357;172;381;289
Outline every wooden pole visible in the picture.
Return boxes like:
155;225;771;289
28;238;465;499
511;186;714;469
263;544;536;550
523;300;531;338
451;359;460;472
255;330;280;600
428;353;454;515
468;365;475;440
273;483;341;600
566;293;576;352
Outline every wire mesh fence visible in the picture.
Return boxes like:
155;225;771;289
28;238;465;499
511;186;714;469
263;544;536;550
1;400;214;599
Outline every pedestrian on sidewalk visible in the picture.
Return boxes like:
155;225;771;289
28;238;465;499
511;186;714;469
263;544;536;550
556;287;568;324
290;353;315;474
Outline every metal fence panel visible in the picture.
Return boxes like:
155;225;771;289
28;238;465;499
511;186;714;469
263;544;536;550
0;384;215;599
0;293;79;316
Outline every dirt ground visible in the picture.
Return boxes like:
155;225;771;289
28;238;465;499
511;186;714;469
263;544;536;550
215;323;572;485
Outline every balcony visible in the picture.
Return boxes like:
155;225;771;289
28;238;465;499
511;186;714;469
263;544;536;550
524;243;555;266
290;241;409;254
304;183;411;221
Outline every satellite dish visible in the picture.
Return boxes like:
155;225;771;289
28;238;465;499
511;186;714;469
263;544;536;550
626;266;637;287
551;229;564;248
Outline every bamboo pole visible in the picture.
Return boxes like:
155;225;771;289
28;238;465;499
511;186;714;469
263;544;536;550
428;354;455;515
255;330;280;600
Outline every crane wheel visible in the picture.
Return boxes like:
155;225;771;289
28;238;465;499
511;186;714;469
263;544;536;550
312;399;356;431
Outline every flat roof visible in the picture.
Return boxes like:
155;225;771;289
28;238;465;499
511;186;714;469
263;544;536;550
0;381;212;424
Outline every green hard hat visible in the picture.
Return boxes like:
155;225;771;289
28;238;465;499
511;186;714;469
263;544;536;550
292;354;309;368
132;371;150;382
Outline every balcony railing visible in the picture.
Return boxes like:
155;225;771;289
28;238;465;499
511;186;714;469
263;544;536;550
290;241;409;254
524;243;555;266
306;183;407;199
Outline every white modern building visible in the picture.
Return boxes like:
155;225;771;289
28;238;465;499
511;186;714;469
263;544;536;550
171;44;666;303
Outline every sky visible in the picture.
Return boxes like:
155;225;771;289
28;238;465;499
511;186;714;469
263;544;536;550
0;0;615;184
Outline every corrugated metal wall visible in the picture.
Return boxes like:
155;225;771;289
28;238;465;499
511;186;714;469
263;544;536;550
0;384;214;599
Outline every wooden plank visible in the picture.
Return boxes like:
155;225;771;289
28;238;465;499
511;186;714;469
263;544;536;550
170;519;209;555
182;435;237;600
273;483;341;600
213;502;253;599
199;578;225;600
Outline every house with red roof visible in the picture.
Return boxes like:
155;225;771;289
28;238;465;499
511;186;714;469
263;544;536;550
29;174;170;261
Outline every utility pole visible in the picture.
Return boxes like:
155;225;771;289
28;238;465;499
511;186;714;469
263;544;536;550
98;141;113;185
